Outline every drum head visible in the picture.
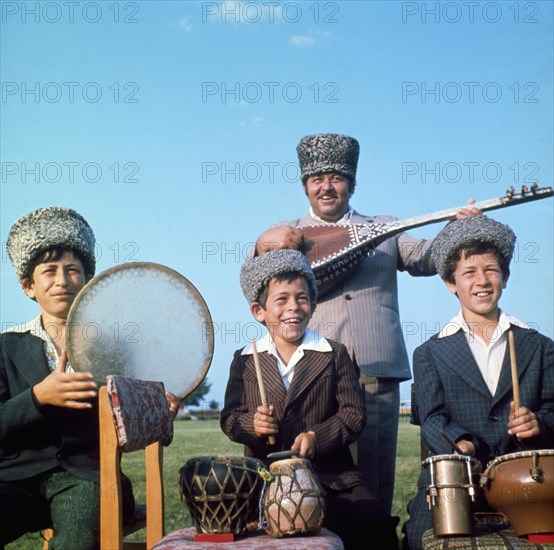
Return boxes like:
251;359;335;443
66;262;214;399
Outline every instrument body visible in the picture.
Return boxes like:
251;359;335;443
262;457;326;538
299;185;553;297
65;261;214;399
480;449;554;536
179;455;265;535
422;453;477;536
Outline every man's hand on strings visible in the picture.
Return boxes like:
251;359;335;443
456;198;482;219
255;226;304;256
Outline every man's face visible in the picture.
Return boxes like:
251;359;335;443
304;172;352;222
22;251;88;321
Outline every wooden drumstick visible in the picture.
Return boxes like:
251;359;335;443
509;329;520;410
251;338;276;445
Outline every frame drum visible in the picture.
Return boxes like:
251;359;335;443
65;262;214;399
480;449;554;536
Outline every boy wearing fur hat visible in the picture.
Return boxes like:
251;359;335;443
220;249;399;549
1;207;153;548
402;215;554;550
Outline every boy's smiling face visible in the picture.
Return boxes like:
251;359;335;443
251;276;314;349
445;251;507;323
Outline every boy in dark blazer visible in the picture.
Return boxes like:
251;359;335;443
220;248;399;549
0;207;137;549
403;215;554;550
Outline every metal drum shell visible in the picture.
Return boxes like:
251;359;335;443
262;457;326;538
423;454;476;537
178;455;265;535
481;449;554;536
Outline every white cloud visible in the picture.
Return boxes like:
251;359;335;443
290;34;315;47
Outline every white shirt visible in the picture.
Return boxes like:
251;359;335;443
438;310;528;396
242;329;332;390
309;207;353;225
7;315;74;372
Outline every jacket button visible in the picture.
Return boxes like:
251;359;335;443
489;414;498;422
345;294;352;301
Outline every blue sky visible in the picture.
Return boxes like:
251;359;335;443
1;0;553;406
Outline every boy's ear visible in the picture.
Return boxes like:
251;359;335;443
502;273;509;289
250;301;265;323
21;277;36;300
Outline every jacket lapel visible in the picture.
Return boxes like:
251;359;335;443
4;333;50;387
246;352;287;405
285;350;330;408
493;327;535;404
434;332;492;399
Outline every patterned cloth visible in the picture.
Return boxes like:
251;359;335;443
107;375;173;452
152;526;344;549
422;525;554;550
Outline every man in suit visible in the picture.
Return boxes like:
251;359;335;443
220;248;399;549
402;215;554;550
252;133;479;514
0;207;136;549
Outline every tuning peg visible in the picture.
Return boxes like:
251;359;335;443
530;182;538;194
521;185;529;194
506;186;516;198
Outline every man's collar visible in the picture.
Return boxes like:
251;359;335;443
309;207;353;225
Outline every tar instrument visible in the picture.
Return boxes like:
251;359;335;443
179;455;265;536
480;449;554;537
262;457;326;538
65;261;214;399
299;184;553;297
422;453;477;536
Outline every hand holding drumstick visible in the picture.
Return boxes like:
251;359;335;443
251;338;277;445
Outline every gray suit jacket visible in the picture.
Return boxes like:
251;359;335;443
0;332;100;482
271;211;435;380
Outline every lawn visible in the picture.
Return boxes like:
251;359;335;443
7;416;421;549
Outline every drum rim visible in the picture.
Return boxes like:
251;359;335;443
65;261;214;399
422;453;474;466
483;448;554;472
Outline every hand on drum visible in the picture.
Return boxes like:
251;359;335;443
508;401;540;440
291;431;316;460
255;226;304;256
254;405;278;438
166;392;181;420
454;439;482;473
32;350;98;409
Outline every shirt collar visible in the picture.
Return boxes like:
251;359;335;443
438;310;529;339
309;207;353;225
242;328;332;355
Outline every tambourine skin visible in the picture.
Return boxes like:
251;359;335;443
480;449;554;536
65;262;214;399
262;457;326;538
178;455;265;535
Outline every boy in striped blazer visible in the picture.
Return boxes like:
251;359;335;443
220;249;399;549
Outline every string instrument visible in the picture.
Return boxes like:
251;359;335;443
299;184;553;297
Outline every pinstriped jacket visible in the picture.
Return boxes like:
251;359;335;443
220;338;366;490
270;211;435;380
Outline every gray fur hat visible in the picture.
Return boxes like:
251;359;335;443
240;249;318;304
432;215;516;280
7;206;96;280
297;133;359;182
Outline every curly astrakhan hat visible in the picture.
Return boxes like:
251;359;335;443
7;206;96;280
240;249;318;304
432;215;516;280
297;133;359;182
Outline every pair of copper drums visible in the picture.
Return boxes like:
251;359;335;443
179;455;325;538
423;449;554;537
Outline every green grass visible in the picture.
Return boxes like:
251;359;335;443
7;416;421;549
